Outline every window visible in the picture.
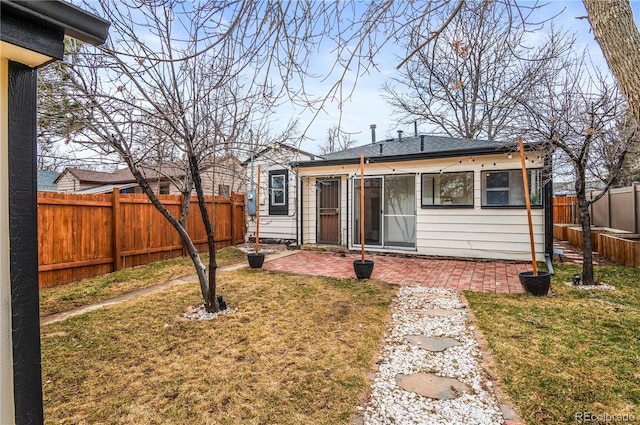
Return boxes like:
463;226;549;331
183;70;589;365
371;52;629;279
421;172;474;207
482;169;542;207
269;169;288;215
218;184;230;197
159;184;170;195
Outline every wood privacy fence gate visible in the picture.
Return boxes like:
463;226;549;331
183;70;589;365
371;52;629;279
38;190;246;288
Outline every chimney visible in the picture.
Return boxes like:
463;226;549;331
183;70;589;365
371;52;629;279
370;124;377;144
414;121;418;137
398;130;403;142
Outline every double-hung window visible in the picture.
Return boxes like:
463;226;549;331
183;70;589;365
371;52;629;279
481;169;542;207
421;171;474;207
269;169;288;215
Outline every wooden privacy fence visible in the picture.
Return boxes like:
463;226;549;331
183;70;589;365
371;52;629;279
38;190;245;288
553;195;578;224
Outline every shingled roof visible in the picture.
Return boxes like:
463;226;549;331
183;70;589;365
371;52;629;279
53;165;188;185
297;134;541;167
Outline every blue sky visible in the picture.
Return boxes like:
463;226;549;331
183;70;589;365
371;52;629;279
289;1;640;154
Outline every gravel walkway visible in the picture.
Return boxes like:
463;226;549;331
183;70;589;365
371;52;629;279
358;286;519;425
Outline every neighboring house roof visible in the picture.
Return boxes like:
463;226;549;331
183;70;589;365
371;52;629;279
37;170;60;192
54;165;187;185
241;142;320;165
297;134;543;167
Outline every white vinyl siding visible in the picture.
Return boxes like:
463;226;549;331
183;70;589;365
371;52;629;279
298;153;546;261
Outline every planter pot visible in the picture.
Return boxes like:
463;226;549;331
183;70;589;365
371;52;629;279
353;259;374;279
247;252;265;269
518;271;551;296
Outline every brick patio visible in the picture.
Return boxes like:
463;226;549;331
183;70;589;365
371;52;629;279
264;251;531;293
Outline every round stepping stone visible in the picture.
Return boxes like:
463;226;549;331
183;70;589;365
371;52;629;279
395;373;472;400
406;335;462;352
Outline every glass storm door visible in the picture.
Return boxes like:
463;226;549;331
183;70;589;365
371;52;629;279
383;175;416;248
353;177;383;246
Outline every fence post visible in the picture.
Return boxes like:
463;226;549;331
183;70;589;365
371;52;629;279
607;190;612;228
112;188;122;271
634;182;639;234
230;195;235;246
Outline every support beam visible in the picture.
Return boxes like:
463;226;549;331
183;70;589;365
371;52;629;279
8;60;43;425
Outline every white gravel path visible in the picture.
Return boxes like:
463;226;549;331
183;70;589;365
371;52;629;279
359;287;508;425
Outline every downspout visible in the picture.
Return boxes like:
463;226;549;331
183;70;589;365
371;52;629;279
543;146;554;274
300;177;304;246
295;173;299;245
346;176;349;249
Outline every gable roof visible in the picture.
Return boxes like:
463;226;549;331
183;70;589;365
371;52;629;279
54;165;188;185
241;142;320;165
296;134;542;167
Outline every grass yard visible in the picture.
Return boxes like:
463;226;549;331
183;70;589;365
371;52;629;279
466;263;640;424
40;246;246;317
41;268;396;424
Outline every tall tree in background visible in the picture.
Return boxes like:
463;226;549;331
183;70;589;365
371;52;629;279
383;1;572;140
520;58;637;284
319;125;355;155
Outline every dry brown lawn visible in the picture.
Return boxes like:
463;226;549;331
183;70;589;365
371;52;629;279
41;268;396;424
40;247;246;317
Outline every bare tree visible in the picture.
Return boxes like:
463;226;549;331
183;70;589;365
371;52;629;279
520;58;637;284
319;124;355;155
383;2;572;140
63;1;331;312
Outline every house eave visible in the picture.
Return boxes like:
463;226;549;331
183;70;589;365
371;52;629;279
295;143;544;169
1;1;110;46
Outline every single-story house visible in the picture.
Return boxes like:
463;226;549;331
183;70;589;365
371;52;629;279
242;142;318;242
55;155;244;196
295;133;552;262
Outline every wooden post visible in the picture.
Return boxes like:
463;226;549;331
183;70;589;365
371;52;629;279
518;136;537;275
112;188;122;271
255;165;261;254
360;154;365;262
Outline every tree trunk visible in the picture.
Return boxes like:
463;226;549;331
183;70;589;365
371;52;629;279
189;154;219;313
575;174;596;285
583;0;640;127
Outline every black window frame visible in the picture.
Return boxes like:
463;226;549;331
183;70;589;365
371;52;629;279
268;169;288;215
481;168;543;208
421;171;474;208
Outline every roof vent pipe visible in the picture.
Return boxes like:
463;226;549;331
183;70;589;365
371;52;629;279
398;130;403;142
420;135;425;152
414;121;418;137
379;143;383;154
370;124;377;144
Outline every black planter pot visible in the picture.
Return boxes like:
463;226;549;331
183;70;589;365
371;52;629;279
353;259;374;279
247;252;265;269
518;271;551;296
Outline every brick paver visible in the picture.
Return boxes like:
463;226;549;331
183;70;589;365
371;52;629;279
264;251;529;293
